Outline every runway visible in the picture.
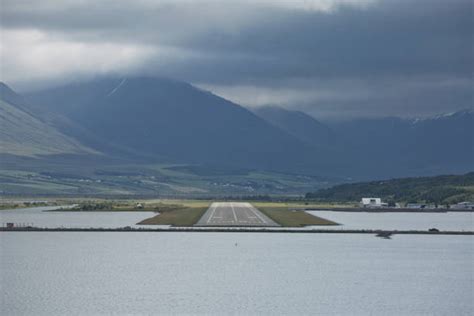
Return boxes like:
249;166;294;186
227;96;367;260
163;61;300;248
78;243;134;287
195;202;279;227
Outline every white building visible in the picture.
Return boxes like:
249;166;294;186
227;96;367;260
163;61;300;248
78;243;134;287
360;198;383;208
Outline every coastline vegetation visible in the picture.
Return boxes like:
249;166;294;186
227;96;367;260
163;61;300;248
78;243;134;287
306;172;474;205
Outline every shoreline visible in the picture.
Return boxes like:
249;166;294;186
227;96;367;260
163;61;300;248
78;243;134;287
1;227;473;235
305;207;473;213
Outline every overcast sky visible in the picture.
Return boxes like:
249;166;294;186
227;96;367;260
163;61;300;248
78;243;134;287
1;0;472;119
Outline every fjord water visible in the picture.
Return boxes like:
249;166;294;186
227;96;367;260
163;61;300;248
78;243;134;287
1;233;472;315
3;206;473;231
307;210;474;231
0;206;152;228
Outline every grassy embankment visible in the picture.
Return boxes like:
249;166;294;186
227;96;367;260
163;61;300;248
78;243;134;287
257;207;339;227
137;206;208;226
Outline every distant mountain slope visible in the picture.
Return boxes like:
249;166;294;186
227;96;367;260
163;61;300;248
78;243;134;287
0;82;28;110
306;172;474;204
253;105;473;178
0;83;96;157
21;76;473;179
26;77;330;174
252;106;339;148
329;110;474;177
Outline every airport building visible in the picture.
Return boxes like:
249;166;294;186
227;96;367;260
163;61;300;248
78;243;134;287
360;198;386;208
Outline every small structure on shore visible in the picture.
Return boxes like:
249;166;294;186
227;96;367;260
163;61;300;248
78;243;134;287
406;203;427;209
360;198;387;208
406;203;440;210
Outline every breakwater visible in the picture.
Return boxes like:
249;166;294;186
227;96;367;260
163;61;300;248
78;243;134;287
1;226;473;235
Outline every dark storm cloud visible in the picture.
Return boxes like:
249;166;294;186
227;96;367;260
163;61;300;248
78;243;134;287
1;0;472;118
179;0;472;82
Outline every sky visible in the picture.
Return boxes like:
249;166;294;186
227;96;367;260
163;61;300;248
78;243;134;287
1;0;472;119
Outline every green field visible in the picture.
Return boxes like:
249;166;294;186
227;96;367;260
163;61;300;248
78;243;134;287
137;207;208;226
0;154;339;197
258;207;339;227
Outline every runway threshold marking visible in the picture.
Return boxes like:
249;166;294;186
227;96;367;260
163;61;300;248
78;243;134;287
196;202;279;227
247;204;268;224
206;204;218;224
231;202;238;222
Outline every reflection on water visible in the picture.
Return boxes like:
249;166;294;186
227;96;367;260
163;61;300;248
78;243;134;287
1;233;472;315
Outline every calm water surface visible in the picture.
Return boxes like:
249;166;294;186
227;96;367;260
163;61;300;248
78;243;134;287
308;210;474;231
0;206;152;228
1;233;472;315
3;207;473;232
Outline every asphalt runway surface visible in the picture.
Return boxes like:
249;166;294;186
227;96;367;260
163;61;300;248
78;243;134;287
195;202;279;227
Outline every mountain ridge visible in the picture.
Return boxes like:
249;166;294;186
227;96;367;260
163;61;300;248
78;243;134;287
25;76;334;175
252;105;340;149
2;76;472;180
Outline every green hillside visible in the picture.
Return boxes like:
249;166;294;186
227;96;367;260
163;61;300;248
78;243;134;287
0;82;98;157
306;172;474;204
0;99;97;157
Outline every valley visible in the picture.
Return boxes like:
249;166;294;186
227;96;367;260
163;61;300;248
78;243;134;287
0;155;334;196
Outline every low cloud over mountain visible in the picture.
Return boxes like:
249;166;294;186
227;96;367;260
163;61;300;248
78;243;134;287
1;0;472;118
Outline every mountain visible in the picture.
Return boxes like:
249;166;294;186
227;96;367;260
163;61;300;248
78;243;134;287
306;172;474;205
8;76;472;182
0;82;28;110
253;105;473;178
329;110;474;177
0;82;96;157
25;77;331;174
252;106;339;148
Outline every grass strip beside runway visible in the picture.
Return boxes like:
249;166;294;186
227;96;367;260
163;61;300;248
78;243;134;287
137;207;208;226
258;207;339;227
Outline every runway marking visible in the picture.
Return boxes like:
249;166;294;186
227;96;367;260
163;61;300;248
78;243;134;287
195;202;279;227
231;202;238;222
247;203;268;224
206;204;218;224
